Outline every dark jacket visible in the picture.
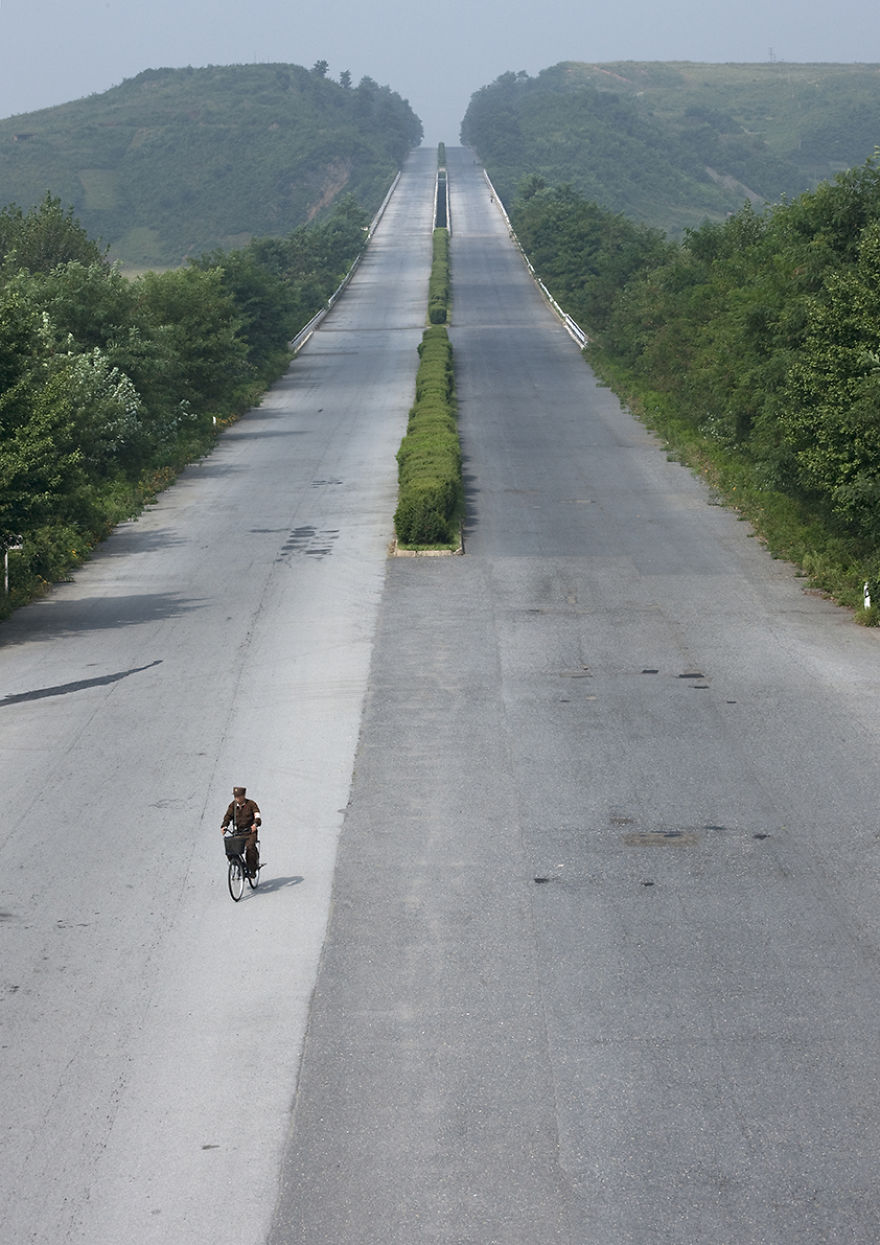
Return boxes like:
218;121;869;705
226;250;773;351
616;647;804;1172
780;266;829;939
222;798;261;831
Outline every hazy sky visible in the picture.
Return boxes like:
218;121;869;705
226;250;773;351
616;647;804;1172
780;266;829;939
1;0;878;143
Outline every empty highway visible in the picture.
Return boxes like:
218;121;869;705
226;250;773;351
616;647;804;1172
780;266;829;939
270;148;880;1243
0;147;435;1245
4;145;880;1244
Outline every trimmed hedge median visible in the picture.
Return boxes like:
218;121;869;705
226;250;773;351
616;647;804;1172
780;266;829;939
394;195;463;550
428;227;449;324
394;325;461;547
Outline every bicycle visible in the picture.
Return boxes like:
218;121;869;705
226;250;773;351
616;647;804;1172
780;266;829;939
223;830;261;901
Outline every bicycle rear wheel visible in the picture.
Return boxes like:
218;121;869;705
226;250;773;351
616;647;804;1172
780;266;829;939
228;856;245;901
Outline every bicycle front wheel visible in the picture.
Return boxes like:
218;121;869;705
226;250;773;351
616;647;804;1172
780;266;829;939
228;857;245;901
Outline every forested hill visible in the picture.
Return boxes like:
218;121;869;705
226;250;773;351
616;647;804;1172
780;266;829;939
0;63;422;267
462;62;880;235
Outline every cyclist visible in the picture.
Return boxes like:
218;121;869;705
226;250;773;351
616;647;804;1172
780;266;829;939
221;786;261;877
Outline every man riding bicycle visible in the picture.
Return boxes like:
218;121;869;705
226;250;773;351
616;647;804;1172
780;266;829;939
221;786;261;877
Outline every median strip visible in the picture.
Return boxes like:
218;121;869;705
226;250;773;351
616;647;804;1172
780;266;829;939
393;166;464;555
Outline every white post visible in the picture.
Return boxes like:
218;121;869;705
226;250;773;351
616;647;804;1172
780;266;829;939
865;581;872;610
4;537;23;596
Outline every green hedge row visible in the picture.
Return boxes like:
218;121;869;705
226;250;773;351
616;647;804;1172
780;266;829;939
394;326;462;546
428;227;449;324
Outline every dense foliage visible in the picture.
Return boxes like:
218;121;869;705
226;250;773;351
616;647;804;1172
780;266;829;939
0;63;422;267
512;181;671;333
508;159;880;612
0;193;369;609
463;62;880;236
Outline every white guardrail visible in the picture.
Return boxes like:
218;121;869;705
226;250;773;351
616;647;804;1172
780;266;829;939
481;168;588;350
289;171;402;355
289;165;587;354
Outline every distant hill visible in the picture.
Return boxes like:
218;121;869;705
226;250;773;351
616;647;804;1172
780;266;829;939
461;62;880;234
0;63;422;267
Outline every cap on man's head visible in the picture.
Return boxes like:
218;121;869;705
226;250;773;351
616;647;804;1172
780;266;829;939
233;786;246;796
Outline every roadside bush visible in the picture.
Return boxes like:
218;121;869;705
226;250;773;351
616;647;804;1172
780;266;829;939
0;194;373;616
511;160;880;619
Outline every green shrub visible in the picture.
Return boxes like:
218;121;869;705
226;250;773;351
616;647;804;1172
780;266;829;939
394;479;459;544
394;325;462;547
427;228;449;324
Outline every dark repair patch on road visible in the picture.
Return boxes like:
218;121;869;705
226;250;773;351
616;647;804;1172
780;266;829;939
623;829;702;846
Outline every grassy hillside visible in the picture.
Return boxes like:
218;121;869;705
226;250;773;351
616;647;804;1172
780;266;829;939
0;63;422;267
462;62;880;234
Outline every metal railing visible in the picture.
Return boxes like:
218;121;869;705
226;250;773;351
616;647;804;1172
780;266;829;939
289;171;402;354
481;167;588;349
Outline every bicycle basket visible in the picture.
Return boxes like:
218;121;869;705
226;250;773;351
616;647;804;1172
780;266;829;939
223;833;248;856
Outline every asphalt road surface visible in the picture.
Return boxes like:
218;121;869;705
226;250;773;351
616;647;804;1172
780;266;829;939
6;144;880;1245
0;148;435;1245
268;149;880;1243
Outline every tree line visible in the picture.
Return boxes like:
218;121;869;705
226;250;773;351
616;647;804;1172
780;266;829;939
510;158;880;616
0;192;369;610
463;63;880;239
0;63;422;268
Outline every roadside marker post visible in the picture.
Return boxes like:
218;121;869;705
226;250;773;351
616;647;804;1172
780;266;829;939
4;536;23;597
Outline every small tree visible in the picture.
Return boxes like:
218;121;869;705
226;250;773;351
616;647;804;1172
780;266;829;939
0;194;106;274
